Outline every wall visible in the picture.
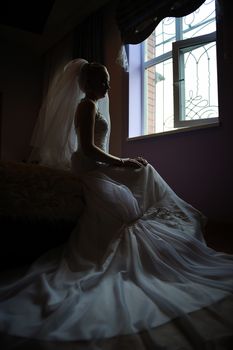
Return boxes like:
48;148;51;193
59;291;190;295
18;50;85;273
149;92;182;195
0;30;73;163
105;2;233;224
104;1;124;157
0;39;43;162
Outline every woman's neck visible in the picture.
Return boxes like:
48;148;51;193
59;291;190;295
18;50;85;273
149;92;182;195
85;92;98;102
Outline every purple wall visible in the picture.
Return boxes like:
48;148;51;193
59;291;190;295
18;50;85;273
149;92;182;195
122;120;232;222
121;3;233;223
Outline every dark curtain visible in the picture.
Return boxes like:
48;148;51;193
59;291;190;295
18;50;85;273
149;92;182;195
73;8;104;63
116;0;206;44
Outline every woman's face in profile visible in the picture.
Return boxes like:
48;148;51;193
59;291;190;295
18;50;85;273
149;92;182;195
92;68;110;99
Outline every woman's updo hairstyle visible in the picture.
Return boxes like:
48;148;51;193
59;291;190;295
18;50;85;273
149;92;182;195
79;62;107;93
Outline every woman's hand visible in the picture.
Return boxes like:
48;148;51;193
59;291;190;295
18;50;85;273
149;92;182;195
120;157;148;168
135;156;148;166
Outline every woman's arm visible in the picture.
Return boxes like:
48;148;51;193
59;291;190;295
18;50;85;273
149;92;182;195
75;100;146;168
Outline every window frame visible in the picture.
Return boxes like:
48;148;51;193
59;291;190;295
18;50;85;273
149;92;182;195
127;0;220;139
173;31;218;128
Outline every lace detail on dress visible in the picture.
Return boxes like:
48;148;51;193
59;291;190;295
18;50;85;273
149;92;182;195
142;206;193;232
122;206;192;232
94;110;109;152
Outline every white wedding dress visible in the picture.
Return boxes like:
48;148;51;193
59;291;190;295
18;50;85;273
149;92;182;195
0;105;233;343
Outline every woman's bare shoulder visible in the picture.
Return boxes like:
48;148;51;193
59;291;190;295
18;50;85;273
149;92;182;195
78;98;96;112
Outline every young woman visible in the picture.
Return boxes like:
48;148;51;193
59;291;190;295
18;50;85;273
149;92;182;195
0;59;232;345
71;61;148;173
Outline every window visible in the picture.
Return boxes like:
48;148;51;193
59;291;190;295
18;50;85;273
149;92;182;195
128;0;219;138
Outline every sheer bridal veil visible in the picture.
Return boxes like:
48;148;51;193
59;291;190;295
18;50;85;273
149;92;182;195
29;58;110;170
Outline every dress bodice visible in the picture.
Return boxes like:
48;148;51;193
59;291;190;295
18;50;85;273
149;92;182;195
72;101;109;175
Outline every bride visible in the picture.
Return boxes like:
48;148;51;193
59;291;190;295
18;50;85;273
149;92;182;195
0;58;232;345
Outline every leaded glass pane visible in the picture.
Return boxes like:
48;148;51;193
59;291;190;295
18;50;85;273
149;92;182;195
182;0;216;39
144;18;176;60
182;42;218;120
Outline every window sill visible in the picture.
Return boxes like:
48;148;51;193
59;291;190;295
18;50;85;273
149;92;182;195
127;120;220;141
